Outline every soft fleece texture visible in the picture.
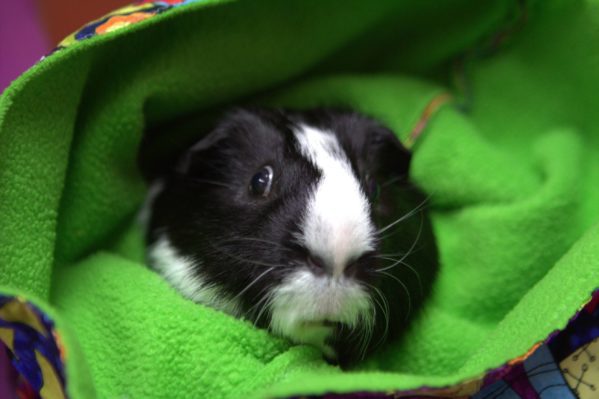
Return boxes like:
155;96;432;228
1;0;599;398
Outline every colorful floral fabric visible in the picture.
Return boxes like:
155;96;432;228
0;295;67;399
53;0;204;53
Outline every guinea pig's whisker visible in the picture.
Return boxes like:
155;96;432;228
359;298;377;361
376;291;390;343
375;258;423;297
248;293;269;318
375;256;404;263
375;270;412;321
195;179;234;188
176;174;236;189
249;290;275;325
232;267;276;302
376;256;419;275
351;311;372;362
375;251;406;259
246;285;270;310
362;282;389;352
375;248;425;263
335;288;375;361
375;214;424;273
375;194;431;236
259;294;278;328
379;175;404;188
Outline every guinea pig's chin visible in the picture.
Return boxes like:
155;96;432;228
268;269;373;349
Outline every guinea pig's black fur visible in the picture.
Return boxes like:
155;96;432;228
143;107;438;367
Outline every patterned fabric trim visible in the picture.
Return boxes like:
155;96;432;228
405;92;453;149
288;290;599;399
44;0;205;57
0;295;67;399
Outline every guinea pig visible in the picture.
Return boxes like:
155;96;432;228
142;107;438;366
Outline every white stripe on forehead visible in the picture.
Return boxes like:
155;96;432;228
294;123;375;277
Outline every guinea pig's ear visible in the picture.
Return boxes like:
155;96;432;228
175;127;230;177
369;125;412;180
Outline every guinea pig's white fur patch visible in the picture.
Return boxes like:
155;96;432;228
293;124;376;275
149;235;242;317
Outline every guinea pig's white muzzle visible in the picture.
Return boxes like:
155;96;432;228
268;269;374;354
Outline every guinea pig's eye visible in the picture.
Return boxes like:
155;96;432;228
249;165;274;197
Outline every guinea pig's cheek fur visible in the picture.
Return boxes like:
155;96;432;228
148;236;243;317
268;269;373;349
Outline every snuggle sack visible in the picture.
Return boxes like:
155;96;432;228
1;0;599;398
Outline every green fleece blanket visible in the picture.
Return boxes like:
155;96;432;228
2;0;599;398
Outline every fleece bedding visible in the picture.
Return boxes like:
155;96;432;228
2;0;599;398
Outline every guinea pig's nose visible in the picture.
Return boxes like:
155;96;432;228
306;252;372;279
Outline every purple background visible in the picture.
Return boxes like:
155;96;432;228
0;0;49;93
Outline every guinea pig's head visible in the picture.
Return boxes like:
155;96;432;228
146;107;418;361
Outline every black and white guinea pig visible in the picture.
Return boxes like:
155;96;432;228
143;107;438;366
